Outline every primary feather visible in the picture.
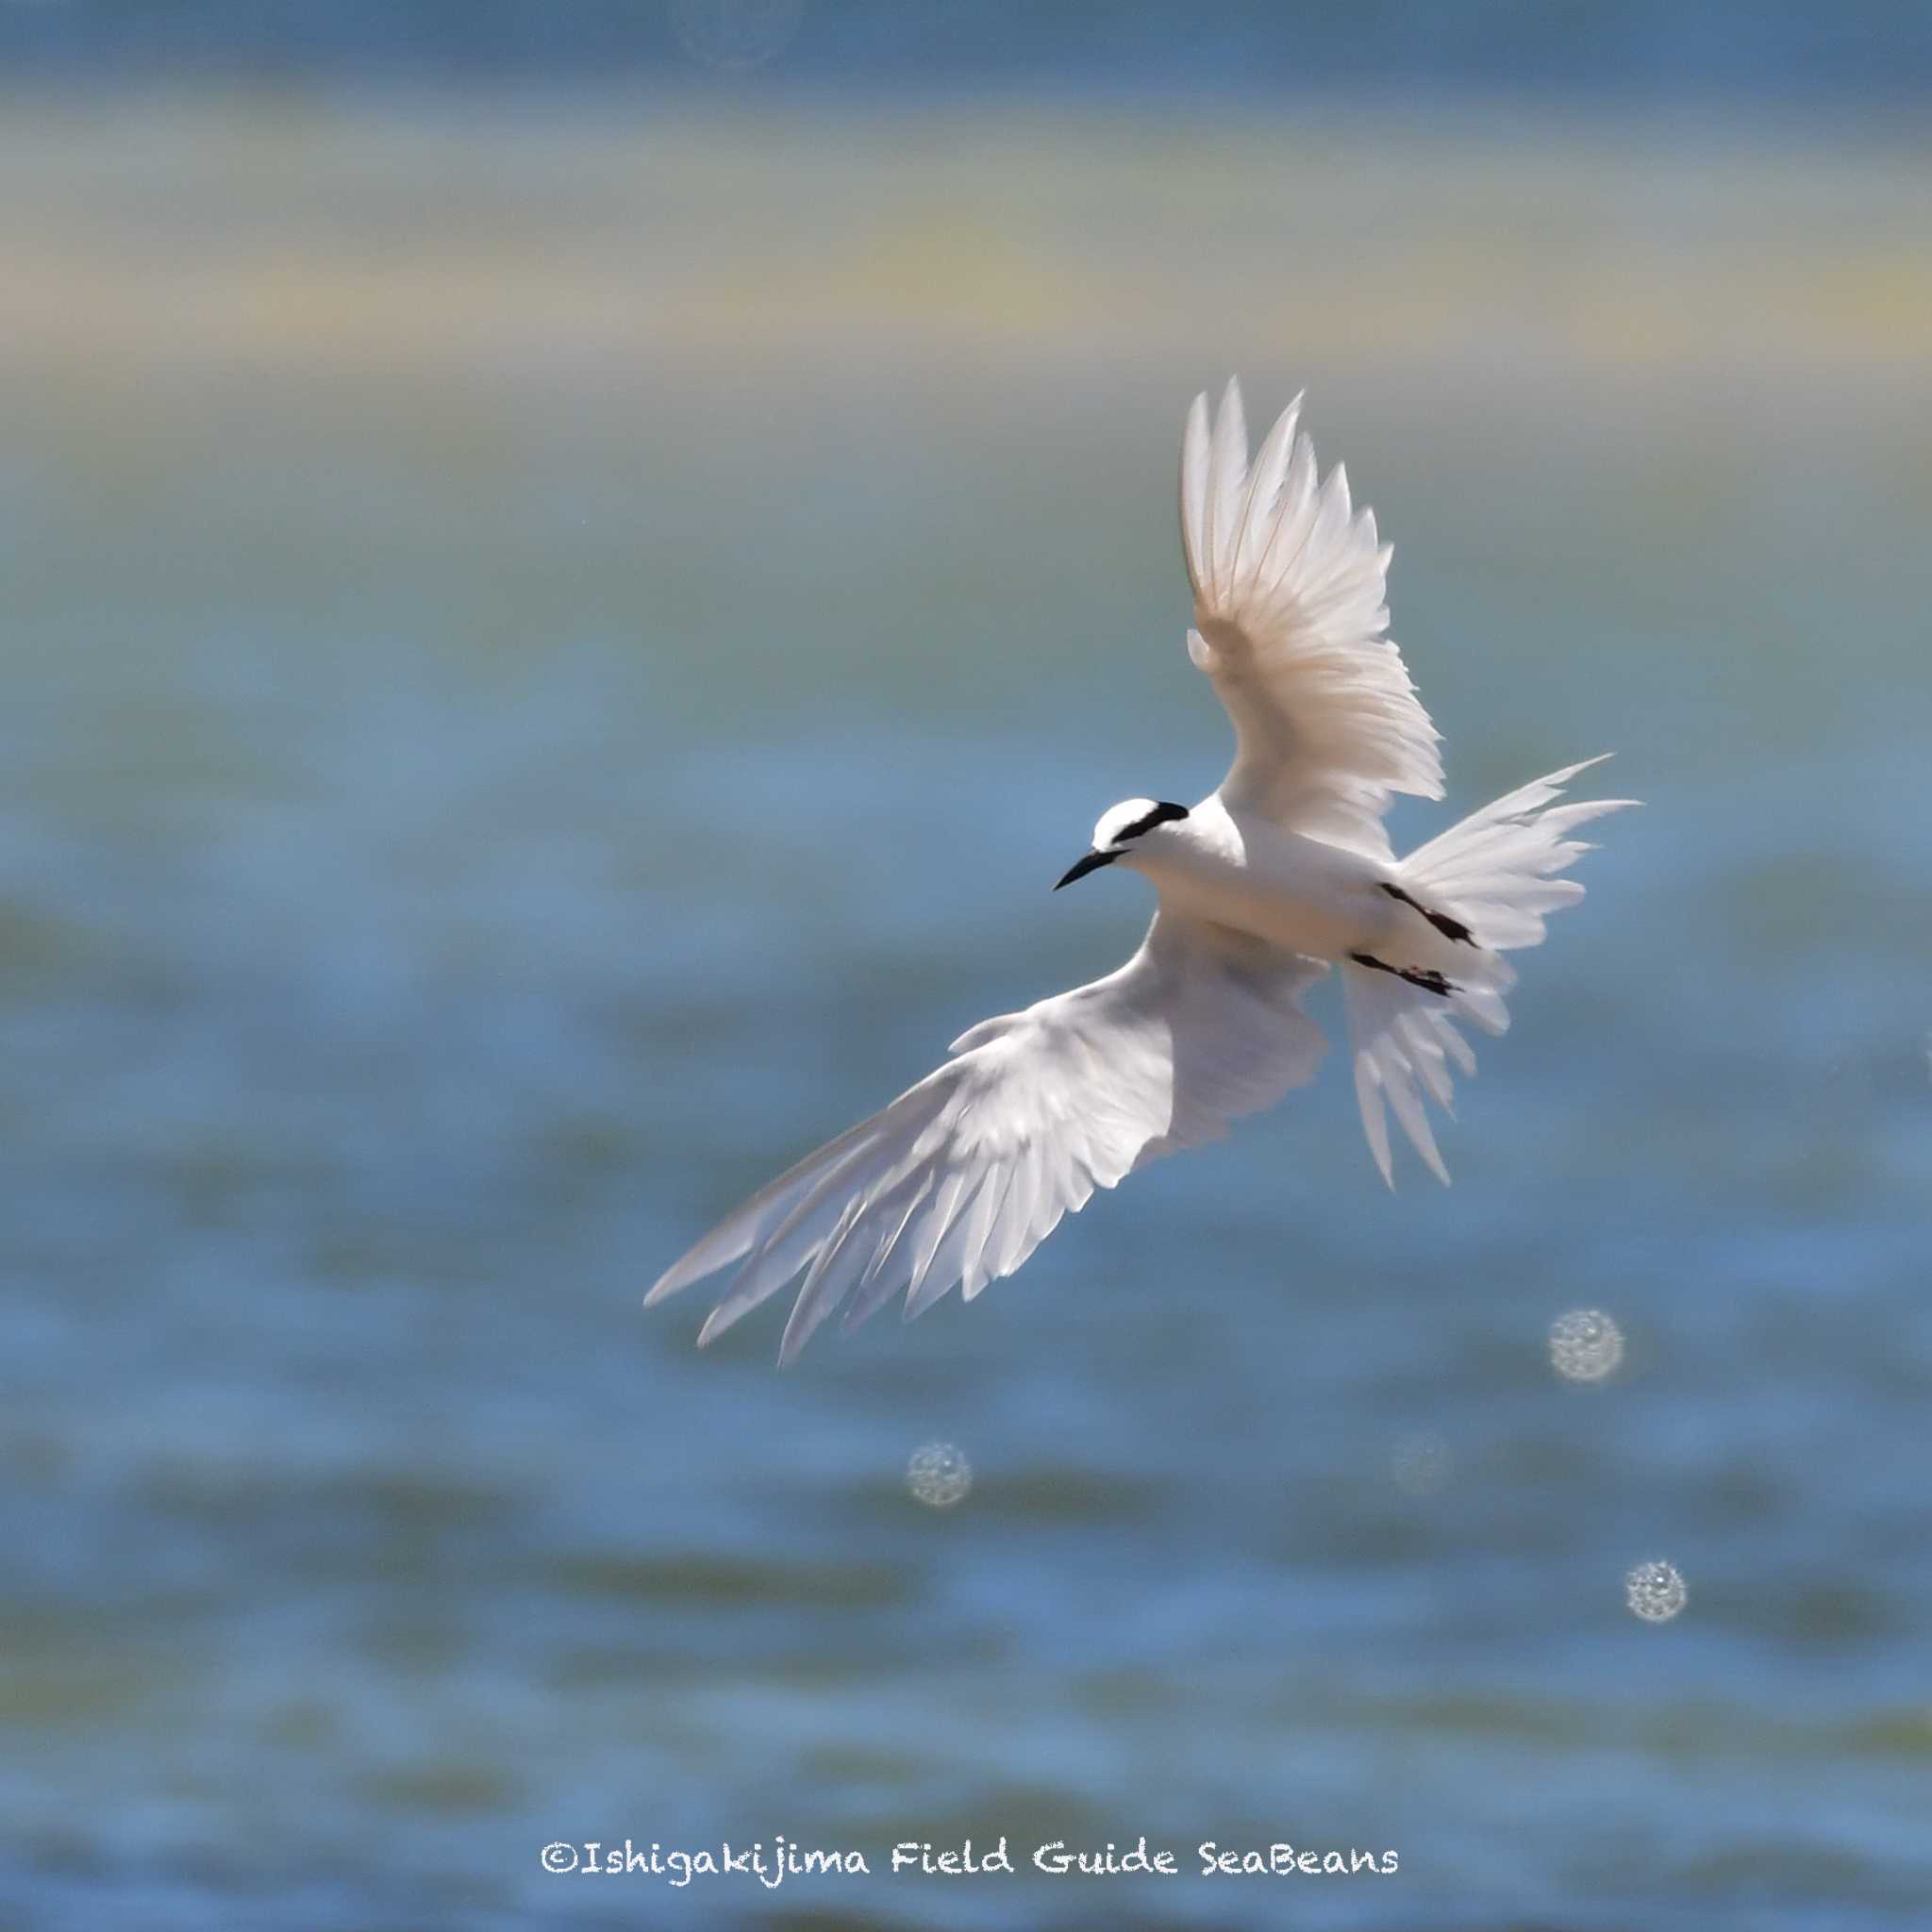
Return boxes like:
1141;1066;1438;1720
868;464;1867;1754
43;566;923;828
647;917;1325;1363
1180;379;1442;860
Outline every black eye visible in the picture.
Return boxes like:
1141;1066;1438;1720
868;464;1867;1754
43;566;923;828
1118;801;1190;841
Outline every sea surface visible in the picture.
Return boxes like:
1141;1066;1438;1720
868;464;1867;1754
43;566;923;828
1;101;1929;1930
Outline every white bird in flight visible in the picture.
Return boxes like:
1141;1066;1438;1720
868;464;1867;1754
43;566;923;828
649;382;1635;1362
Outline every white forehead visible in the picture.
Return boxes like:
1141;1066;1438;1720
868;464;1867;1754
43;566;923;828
1092;798;1162;848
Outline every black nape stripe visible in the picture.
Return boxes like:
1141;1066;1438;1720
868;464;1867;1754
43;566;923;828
1379;882;1475;946
1350;952;1456;998
1117;800;1191;842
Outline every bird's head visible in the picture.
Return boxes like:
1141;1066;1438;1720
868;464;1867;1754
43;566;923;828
1055;798;1191;890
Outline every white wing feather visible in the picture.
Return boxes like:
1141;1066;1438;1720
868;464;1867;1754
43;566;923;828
1342;758;1637;1185
1179;379;1443;859
646;914;1328;1362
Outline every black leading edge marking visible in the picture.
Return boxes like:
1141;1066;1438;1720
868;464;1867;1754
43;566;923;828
1380;882;1475;946
1349;952;1456;998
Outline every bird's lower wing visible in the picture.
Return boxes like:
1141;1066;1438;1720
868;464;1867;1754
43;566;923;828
646;914;1329;1362
1179;379;1443;860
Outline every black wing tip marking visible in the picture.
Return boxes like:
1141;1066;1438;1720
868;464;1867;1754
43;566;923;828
1350;952;1455;998
1379;882;1475;946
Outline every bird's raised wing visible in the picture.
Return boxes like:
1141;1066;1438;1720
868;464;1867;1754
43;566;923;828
646;914;1328;1362
1179;380;1443;860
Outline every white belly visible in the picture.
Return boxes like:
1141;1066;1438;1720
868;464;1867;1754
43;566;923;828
1150;827;1397;962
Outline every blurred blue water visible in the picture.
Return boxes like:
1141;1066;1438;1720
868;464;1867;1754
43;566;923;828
2;108;1932;1932
2;0;1928;102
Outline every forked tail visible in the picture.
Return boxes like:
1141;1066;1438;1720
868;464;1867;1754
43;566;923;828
1342;757;1637;1184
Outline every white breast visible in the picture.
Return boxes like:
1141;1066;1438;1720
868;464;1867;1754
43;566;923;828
1140;804;1396;962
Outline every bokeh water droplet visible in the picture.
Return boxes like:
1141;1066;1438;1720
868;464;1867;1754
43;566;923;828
1390;1432;1451;1496
673;0;806;71
907;1441;972;1509
1549;1307;1624;1382
1624;1557;1688;1623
